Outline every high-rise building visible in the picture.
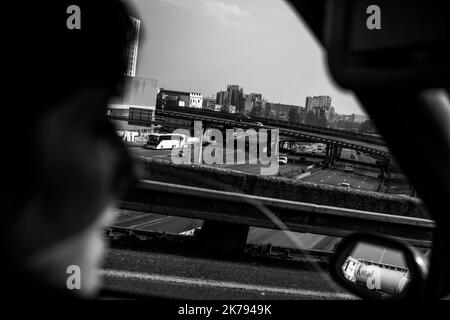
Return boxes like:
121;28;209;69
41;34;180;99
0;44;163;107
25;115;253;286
125;16;140;77
216;91;228;106
305;95;332;112
110;76;158;109
108;76;158;129
227;85;244;113
215;85;245;113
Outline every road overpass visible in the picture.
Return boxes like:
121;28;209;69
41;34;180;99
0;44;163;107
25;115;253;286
152;109;390;160
158;106;385;146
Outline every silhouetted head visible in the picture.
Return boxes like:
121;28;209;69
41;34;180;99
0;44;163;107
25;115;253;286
2;0;137;298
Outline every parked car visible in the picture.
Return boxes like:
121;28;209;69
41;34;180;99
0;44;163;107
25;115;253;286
339;182;351;188
345;163;354;172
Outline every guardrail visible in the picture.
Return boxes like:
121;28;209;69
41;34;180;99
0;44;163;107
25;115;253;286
119;180;435;248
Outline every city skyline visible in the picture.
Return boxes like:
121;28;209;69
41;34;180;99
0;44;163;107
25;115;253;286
127;0;367;116
160;83;366;117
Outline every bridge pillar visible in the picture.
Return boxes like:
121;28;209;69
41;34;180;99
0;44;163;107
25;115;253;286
326;144;337;167
331;145;339;165
324;144;331;168
196;221;249;257
336;147;342;161
377;159;391;192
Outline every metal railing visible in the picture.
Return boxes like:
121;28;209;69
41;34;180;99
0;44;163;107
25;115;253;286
119;180;435;248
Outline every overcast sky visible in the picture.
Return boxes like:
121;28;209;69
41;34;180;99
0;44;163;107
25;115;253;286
126;0;366;115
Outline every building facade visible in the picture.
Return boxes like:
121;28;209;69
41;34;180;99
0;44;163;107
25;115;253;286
157;89;203;109
305;95;332;113
189;93;203;109
265;102;300;121
352;114;368;123
125;16;140;77
108;76;158;130
216;85;245;114
202;96;217;110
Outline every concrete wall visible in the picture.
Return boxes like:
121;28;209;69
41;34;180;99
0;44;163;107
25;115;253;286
136;158;429;219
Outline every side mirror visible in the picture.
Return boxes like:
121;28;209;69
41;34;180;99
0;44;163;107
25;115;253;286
330;233;428;300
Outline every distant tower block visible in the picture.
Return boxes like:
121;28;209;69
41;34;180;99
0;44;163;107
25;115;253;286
125;16;140;77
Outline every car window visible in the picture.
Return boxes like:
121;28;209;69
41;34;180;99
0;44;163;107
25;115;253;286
105;0;432;299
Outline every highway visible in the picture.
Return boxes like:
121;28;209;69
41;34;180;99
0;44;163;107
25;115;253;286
102;248;355;299
104;144;414;299
154;109;389;156
112;145;383;253
302;165;380;192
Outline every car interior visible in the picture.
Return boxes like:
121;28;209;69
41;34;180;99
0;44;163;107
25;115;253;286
103;0;450;300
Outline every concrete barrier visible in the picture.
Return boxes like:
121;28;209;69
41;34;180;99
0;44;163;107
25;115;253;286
136;158;429;219
295;172;311;180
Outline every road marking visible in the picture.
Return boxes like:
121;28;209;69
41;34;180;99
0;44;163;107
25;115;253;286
179;228;199;236
114;213;153;226
101;269;355;299
129;216;175;229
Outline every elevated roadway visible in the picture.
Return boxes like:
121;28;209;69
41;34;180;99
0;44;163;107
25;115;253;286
153;109;390;159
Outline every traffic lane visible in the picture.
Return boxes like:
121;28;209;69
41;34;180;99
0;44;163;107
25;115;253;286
113;209;202;234
247;228;341;252
102;248;355;300
128;145;172;159
113;209;340;252
218;162;306;177
127;146;373;182
302;169;379;191
334;162;380;178
340;148;377;165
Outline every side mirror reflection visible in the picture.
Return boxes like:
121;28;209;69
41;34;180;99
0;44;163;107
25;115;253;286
331;233;428;300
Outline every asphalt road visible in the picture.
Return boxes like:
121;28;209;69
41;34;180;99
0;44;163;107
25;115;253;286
302;165;380;192
120;145;380;251
128;144;321;179
102;145;411;299
113;209;339;252
101;248;355;300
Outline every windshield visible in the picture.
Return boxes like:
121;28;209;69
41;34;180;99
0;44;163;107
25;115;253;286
147;135;161;145
104;0;433;300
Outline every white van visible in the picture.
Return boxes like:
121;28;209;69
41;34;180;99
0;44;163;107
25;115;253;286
144;133;187;150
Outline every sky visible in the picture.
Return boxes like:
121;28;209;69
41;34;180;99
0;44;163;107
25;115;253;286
126;0;366;115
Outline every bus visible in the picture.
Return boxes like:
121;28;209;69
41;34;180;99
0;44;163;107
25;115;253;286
144;133;187;150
